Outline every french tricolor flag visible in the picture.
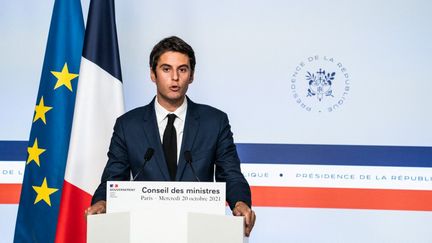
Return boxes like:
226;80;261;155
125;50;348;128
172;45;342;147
55;0;124;242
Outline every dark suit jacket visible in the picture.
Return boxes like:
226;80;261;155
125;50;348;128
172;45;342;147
92;97;251;209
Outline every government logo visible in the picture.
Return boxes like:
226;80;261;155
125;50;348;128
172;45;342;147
291;55;351;112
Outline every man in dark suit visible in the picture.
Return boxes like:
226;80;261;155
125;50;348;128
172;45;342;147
86;36;255;236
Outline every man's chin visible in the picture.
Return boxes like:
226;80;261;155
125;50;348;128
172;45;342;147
170;92;186;100
162;94;186;104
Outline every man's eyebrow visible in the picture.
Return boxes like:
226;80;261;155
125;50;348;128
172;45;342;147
178;64;190;69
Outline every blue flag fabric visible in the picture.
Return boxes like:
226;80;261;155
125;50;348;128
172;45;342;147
14;0;84;242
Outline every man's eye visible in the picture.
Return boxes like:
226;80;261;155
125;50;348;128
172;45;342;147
162;67;170;72
179;68;188;73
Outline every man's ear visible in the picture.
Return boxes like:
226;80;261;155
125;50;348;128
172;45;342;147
150;69;156;83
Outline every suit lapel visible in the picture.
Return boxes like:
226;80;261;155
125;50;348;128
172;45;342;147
176;98;200;181
142;99;170;181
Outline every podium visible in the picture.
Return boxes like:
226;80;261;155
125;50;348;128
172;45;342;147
87;181;247;243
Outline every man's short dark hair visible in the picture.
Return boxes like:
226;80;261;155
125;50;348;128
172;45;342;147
149;36;196;74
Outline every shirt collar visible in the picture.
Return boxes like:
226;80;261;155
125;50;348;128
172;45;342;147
155;96;188;124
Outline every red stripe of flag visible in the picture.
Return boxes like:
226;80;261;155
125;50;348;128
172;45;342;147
55;181;92;242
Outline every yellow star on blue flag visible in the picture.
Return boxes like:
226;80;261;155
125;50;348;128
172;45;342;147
51;63;79;91
27;138;46;166
32;177;59;206
33;97;53;124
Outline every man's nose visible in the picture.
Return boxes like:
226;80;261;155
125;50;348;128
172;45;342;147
171;70;179;81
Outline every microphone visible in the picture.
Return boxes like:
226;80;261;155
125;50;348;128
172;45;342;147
132;148;155;181
184;150;200;182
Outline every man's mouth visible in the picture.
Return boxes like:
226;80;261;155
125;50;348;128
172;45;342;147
170;86;180;92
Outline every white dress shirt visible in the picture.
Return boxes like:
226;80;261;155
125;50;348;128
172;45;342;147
154;97;187;163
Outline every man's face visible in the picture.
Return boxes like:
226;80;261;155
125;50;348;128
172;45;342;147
151;51;193;108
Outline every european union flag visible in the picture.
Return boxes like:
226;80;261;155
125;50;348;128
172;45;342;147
14;0;84;242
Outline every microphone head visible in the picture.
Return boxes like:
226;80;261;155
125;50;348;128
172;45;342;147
184;150;192;163
144;148;154;161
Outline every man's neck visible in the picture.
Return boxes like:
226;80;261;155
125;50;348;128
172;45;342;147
156;95;186;112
